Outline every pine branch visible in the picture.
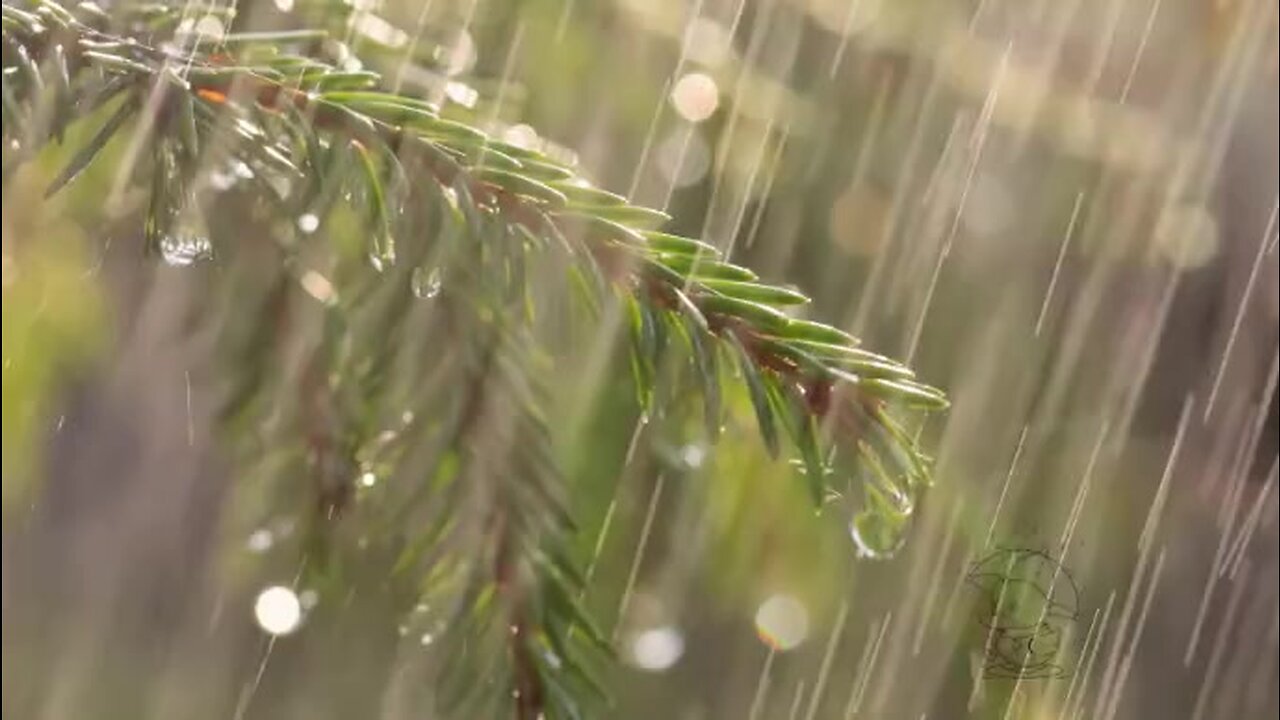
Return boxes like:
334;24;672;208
3;1;948;715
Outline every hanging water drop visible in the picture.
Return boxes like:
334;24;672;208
849;510;906;560
245;528;274;553
160;233;213;267
253;585;302;636
679;444;706;469
412;267;443;299
296;213;320;234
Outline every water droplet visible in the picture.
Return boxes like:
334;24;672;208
849;510;906;560
627;625;685;671
542;648;563;670
273;0;293;10
679;444;706;469
439;31;477;76
412;267;443;299
160;234;213;267
194;15;224;40
503;124;539;149
754;594;809;651
298;589;319;610
300;270;336;305
232;119;262;141
656;128;712;188
208;169;236;191
246;528;274;553
359;471;377;488
176;15;224;40
444;81;479;108
670;73;719;123
419;632;434;646
232;161;255;179
296;213;319;234
254;586;302;636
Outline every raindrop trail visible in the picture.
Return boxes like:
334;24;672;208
983;424;1028;549
484;21;525;130
828;0;864;78
1266;198;1279;254
743;123;791;250
1035;193;1084;336
1185;422;1257;664
1068;591;1116;720
1202;197;1275;420
580;419;648;593
1190;561;1252;720
1113;252;1189;445
1100;548;1167;720
747;646;777;720
911;499;963;656
802;599;848;720
1139;394;1194;553
787;680;806;720
967;551;1021;713
1094;493;1168;719
723;117;777;258
1227;457;1277;579
1083;0;1124;93
391;0;439;91
626;77;673;200
658;122;698;212
612;473;667;642
185;370;194;447
230;559;309;720
1117;0;1162;104
938;548;974;631
697;0;781;252
1057;419;1112;559
851;70;947;336
1059;605;1102;715
844;612;892;719
906;42;1011;364
626;0;708;197
553;0;576;42
1219;400;1268;533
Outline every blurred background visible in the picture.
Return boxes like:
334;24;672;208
3;0;1278;718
